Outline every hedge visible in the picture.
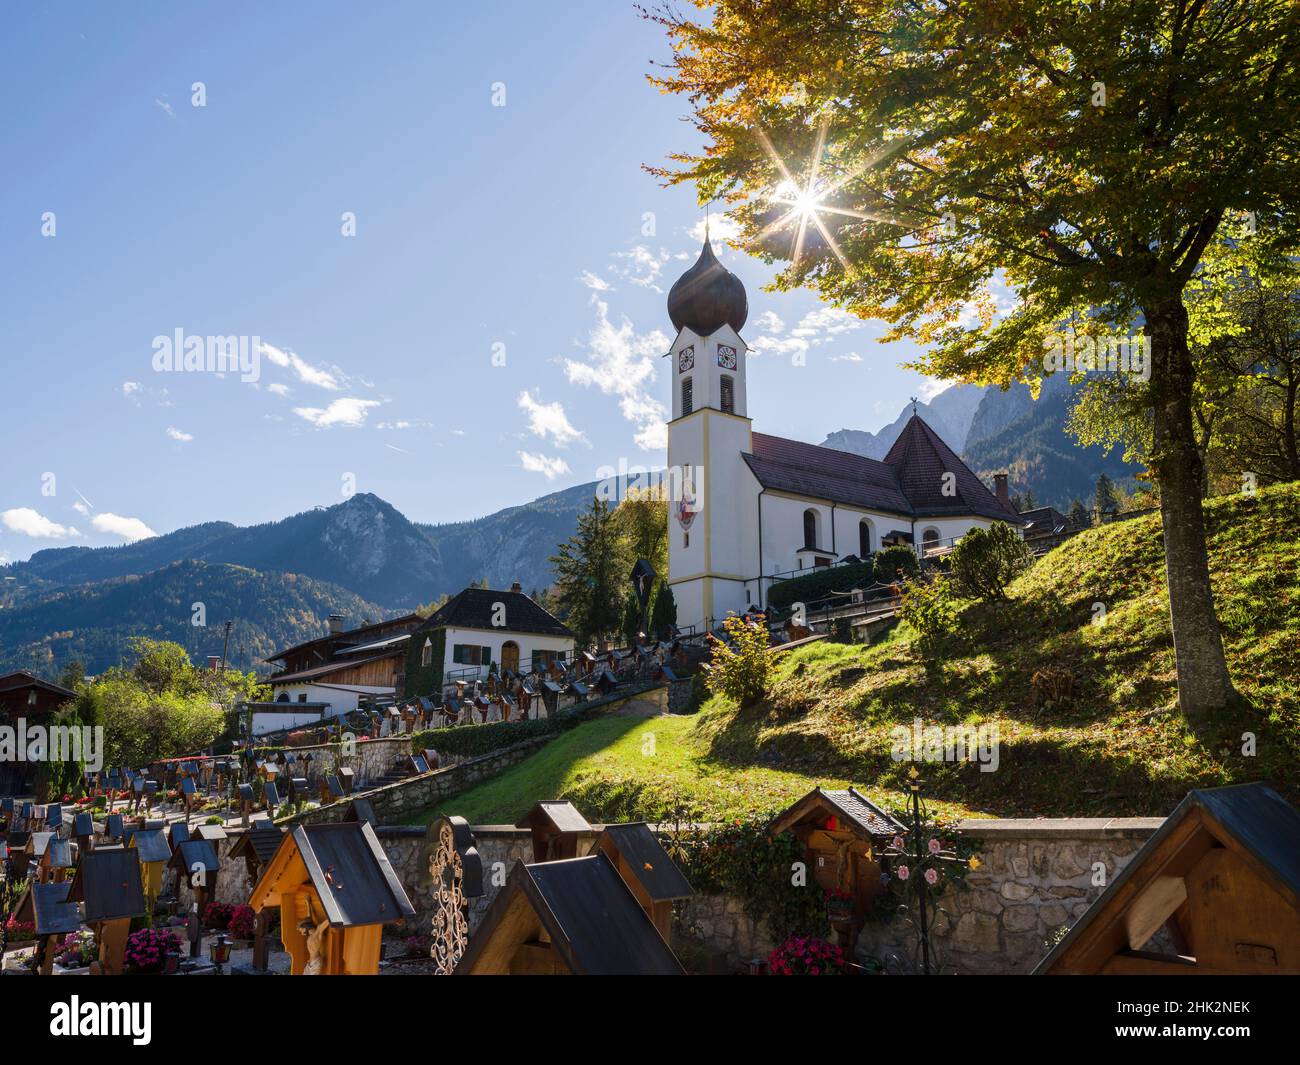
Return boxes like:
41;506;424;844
767;559;876;613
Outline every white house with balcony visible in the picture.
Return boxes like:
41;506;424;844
663;238;1025;634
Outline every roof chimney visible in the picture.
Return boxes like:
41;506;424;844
510;582;522;594
993;473;1010;506
328;613;346;634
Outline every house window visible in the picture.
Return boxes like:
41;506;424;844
922;528;940;554
720;374;734;414
297;694;307;703
452;644;492;667
420;636;433;668
531;648;564;673
681;377;693;415
859;520;872;557
803;509;818;550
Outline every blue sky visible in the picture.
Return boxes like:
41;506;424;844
0;1;945;564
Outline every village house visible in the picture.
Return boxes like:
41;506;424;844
663;238;1024;634
265;612;423;716
0;671;78;796
401;584;574;701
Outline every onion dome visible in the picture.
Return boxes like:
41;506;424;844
667;239;748;335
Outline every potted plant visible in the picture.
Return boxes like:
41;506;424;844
826;888;856;922
53;930;97;974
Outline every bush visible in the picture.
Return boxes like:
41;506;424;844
768;559;875;613
873;545;920;583
704;614;776;708
203;901;234;930
228;905;256;940
949;521;1032;600
123;927;181;974
897;573;958;644
768;934;850;976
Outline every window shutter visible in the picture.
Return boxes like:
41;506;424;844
482;646;492;665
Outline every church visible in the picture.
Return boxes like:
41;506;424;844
663;238;1024;634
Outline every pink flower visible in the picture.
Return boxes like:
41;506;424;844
925;868;939;885
892;835;905;850
927;838;941;855
897;865;910;880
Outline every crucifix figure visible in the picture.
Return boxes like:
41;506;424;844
299;916;329;975
910;396;919;417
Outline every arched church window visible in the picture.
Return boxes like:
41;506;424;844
859;520;872;557
803;509;818;550
720;374;734;414
682;377;693;415
922;527;940;546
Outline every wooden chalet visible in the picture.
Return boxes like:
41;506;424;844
248;821;416;975
516;800;593;862
455;851;686;975
769;786;906;949
1035;783;1300;975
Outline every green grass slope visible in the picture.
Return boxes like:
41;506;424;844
414;483;1299;824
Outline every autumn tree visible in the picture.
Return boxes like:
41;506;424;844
648;0;1300;720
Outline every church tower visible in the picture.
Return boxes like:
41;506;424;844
665;237;752;632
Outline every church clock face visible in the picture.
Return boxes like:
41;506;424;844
717;344;738;369
677;345;694;373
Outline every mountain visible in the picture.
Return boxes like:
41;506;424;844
962;375;1142;511
6;485;600;612
823;377;1141;511
0;560;390;676
823;383;987;459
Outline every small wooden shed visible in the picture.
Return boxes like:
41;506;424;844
455;851;685;975
1035;783;1300;974
516;800;592;862
592;823;693;941
67;847;147;975
248;821;416;975
769;786;905;945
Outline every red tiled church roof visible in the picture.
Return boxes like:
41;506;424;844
743;415;1023;524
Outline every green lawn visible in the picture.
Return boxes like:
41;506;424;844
405;482;1300;826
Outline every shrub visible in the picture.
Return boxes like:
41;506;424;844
767;559;875;613
203;901;234;931
123;927;181;974
679;816;830;941
897;573;958;644
768;934;850;976
703;613;776;708
949;521;1032;600
873;544;920;583
228;904;256;940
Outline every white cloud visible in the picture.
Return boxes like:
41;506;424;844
579;271;611;292
166;426;193;442
518;451;570;480
830;352;863;363
688;215;741;243
92;512;157;542
563;296;670;453
517;391;587;448
292;397;381;428
918;377;956;401
1;508;80;539
610;245;671;291
260;341;346;391
120;381;141;399
755;310;785;334
72;500;91;517
791;306;863;340
266;382;290;397
377;419;429;431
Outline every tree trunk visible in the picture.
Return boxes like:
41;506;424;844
1146;297;1237;724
